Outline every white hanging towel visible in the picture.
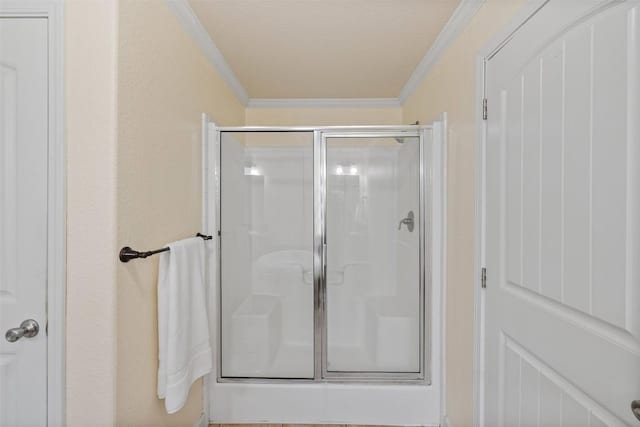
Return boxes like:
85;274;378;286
157;237;212;414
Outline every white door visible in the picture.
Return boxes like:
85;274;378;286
485;0;640;426
0;18;48;426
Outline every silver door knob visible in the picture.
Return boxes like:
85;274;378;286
5;319;39;343
632;400;640;422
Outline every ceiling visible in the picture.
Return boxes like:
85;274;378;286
187;0;461;100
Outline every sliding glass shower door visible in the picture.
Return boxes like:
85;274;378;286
218;128;426;382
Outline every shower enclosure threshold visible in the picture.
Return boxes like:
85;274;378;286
208;380;441;426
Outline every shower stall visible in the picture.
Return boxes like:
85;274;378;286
203;122;446;425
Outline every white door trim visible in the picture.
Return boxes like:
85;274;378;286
472;1;551;426
0;1;66;426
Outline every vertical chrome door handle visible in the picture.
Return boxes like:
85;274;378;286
632;400;640;422
5;319;39;343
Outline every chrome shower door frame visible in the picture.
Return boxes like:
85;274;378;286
215;126;431;384
317;129;429;383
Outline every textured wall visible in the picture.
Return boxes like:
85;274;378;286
402;1;525;426
115;0;245;425
65;0;245;425
65;1;119;425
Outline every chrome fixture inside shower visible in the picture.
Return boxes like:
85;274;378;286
398;210;415;232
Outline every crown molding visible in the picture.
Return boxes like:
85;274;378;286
167;0;485;108
165;0;249;106
247;98;402;109
399;0;486;104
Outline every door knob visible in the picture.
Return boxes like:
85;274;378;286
632;400;640;422
5;319;39;343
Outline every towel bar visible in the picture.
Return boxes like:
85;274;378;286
119;233;212;263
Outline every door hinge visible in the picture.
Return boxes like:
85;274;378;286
482;98;488;120
481;267;487;289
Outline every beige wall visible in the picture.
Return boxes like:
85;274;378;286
65;1;119;425
66;0;245;425
402;1;524;426
245;106;402;126
116;0;244;426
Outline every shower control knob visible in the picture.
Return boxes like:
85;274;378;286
5;319;39;343
398;210;415;232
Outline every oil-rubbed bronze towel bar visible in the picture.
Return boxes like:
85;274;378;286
119;233;213;262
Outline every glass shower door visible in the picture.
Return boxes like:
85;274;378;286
323;133;424;377
219;131;315;379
